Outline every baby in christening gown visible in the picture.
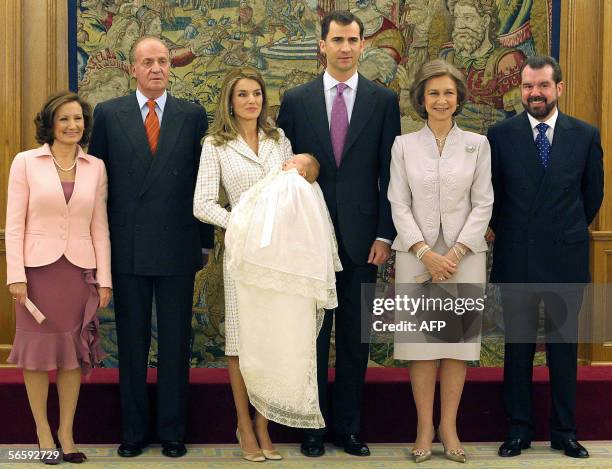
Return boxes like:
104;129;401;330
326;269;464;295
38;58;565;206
225;153;341;429
282;153;319;183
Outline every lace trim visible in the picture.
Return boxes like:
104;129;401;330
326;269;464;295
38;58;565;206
231;261;338;310
248;392;325;429
226;169;341;310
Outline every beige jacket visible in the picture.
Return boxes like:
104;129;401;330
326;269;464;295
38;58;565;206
388;124;493;253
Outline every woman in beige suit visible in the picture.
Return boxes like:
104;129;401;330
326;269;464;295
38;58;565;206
388;59;493;463
193;67;294;462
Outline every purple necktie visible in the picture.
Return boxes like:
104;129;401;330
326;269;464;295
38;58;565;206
330;83;349;167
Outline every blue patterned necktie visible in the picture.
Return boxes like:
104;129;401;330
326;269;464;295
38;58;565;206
535;122;551;168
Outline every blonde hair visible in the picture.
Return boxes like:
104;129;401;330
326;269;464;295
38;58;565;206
207;67;279;146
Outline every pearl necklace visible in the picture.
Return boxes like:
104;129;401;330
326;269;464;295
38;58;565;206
52;148;78;172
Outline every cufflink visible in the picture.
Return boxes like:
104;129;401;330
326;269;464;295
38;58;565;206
465;145;476;153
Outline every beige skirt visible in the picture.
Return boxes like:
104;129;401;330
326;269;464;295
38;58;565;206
393;228;485;361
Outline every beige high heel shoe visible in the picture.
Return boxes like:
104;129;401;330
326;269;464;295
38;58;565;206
411;447;432;463
236;428;265;462
411;430;434;463
437;428;467;463
253;420;282;460
261;449;283;460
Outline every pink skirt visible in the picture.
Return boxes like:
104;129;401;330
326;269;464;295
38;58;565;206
8;255;105;375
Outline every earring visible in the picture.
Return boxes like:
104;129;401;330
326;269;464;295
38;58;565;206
230;105;234;116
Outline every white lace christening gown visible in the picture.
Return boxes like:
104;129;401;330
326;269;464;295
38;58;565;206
225;168;341;428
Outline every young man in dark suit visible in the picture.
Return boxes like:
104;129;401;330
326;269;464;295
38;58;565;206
277;10;400;457
487;55;604;459
88;36;213;459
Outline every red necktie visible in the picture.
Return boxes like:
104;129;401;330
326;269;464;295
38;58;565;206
145;100;159;154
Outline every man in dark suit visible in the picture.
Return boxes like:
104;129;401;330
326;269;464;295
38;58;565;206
88;36;213;458
487;55;603;459
277;10;400;457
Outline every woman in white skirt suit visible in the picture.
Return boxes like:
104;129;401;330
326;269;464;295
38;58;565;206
193;67;294;461
388;59;493;463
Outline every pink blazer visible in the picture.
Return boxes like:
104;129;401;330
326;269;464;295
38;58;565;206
5;144;112;288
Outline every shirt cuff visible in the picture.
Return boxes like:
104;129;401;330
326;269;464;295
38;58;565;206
375;237;392;245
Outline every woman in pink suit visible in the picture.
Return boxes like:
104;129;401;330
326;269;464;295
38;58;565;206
5;92;111;463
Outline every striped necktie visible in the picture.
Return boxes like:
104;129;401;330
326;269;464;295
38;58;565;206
145;100;160;154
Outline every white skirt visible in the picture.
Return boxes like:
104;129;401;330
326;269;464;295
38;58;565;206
394;228;485;361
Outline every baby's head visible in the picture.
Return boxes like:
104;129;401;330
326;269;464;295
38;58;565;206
283;153;320;183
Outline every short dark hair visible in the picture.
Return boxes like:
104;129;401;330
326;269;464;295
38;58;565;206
321;10;364;40
521;55;563;83
34;92;93;146
410;59;468;120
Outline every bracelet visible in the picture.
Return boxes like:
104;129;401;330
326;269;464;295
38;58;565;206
415;244;429;259
416;245;431;260
454;244;467;256
452;245;464;261
417;247;431;260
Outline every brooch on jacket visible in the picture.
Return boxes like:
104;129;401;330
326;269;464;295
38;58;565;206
465;145;476;153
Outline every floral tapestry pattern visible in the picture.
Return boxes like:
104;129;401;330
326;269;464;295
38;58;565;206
78;0;554;368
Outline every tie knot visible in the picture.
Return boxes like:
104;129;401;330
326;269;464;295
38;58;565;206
337;83;347;95
147;100;156;112
536;122;549;134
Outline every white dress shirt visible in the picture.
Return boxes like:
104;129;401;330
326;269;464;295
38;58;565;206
136;88;167;125
527;108;558;144
323;70;359;126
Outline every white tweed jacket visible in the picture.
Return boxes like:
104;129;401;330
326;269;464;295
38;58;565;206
193;128;294;229
388;124;493;253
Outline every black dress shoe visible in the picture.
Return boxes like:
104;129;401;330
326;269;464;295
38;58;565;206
56;442;87;463
498;438;531;457
117;441;146;458
62;451;87;463
551;439;589;458
301;434;325;457
161;441;187;458
333;434;370;457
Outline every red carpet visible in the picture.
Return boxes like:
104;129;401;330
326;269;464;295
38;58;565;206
1;366;611;444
